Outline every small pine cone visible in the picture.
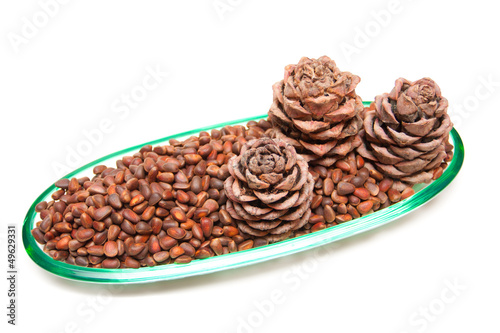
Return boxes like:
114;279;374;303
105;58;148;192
267;56;364;167
224;138;314;243
358;78;453;185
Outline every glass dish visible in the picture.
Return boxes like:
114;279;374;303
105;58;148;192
22;102;465;284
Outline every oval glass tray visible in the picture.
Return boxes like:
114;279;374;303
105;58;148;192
22;103;465;284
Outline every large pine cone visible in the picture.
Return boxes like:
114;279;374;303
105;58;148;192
358;78;453;184
267;56;364;167
224;138;314;243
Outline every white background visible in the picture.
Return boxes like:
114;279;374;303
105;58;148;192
1;1;499;332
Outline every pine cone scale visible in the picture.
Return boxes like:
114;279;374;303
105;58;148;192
253;190;288;204
376;95;399;125
241;203;272;215
283;97;312;119
290;160;310;191
299;139;338;157
292;119;331;133
274;167;298;191
246;219;282;231
396;93;419;120
266;191;300;210
371;144;404;164
386;126;421;146
390;145;424;160
307;122;345;141
280;197;312;221
323;98;358;123
402;118;437;136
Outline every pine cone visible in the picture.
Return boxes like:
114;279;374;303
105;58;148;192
224;138;314;243
358;78;453;184
267;56;364;167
